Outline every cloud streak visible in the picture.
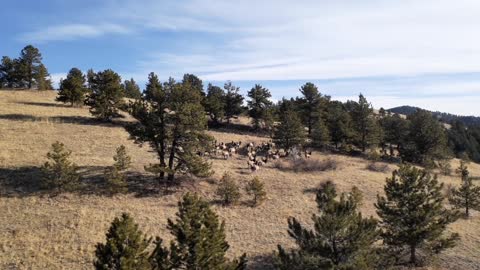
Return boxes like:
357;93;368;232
19;23;130;42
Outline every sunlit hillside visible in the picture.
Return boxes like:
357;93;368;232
0;90;479;270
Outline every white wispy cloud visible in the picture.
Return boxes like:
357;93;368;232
17;0;480;115
19;23;130;42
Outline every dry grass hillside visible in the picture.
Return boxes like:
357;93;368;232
0;90;479;270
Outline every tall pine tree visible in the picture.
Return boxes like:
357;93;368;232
350;94;381;152
247;84;272;130
128;75;213;186
205;83;226;124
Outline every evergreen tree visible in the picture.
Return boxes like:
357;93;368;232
245;176;266;206
0;56;17;88
205;83;226;124
326;101;354;149
401;110;448;164
379;114;409;157
297;82;329;135
150;193;247;270
86;68;96;89
41;141;80;192
35;64;52;90
273;108;306;151
350;94;381;152
375;165;460;265
18;45;43;89
56;68;88;106
216;172;241;206
86;69;125;121
128;75;213;187
122;78;142;99
94;213;151;270
311;118;331;149
447;121;480;162
277;181;379;270
182;73;205;98
224;81;244;123
105;145;132;194
247;84;272;129
449;163;480;217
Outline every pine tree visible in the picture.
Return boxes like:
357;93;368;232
277;181;379;270
34;64;52;90
86;69;125;121
18;45;43;89
205;83;226;124
273;108;306;151
56;68;88;106
41;141;80;192
128;75;213;187
224;81;244;124
245;176;266;206
247;84;272;129
311;118;330;149
0;56;18;88
375;164;460;265
379;114;409;157
350;94;381;152
216;172;241;206
182;73;205;98
122;78;142;99
326;101;354;149
150;193;247;270
401;110;448;164
449;163;480;217
297;82;329;136
105;145;132;194
94;213;151;270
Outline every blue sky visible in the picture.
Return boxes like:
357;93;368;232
2;0;480;116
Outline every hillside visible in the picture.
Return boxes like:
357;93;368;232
0;90;480;269
389;106;480;126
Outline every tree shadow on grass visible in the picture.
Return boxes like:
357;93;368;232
16;101;73;108
0;165;172;198
0;114;129;128
247;253;276;270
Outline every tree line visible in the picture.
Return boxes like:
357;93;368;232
54;66;452;169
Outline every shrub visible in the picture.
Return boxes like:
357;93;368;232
41;141;80;192
245;176;266;206
216;172;241;206
366;149;381;161
105;145;131;194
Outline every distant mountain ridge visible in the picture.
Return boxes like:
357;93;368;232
388;106;480;127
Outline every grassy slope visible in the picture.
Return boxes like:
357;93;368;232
0;90;479;270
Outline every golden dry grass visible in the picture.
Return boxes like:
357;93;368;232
0;90;479;269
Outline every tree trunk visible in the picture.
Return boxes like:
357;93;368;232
410;245;416;265
167;139;177;184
